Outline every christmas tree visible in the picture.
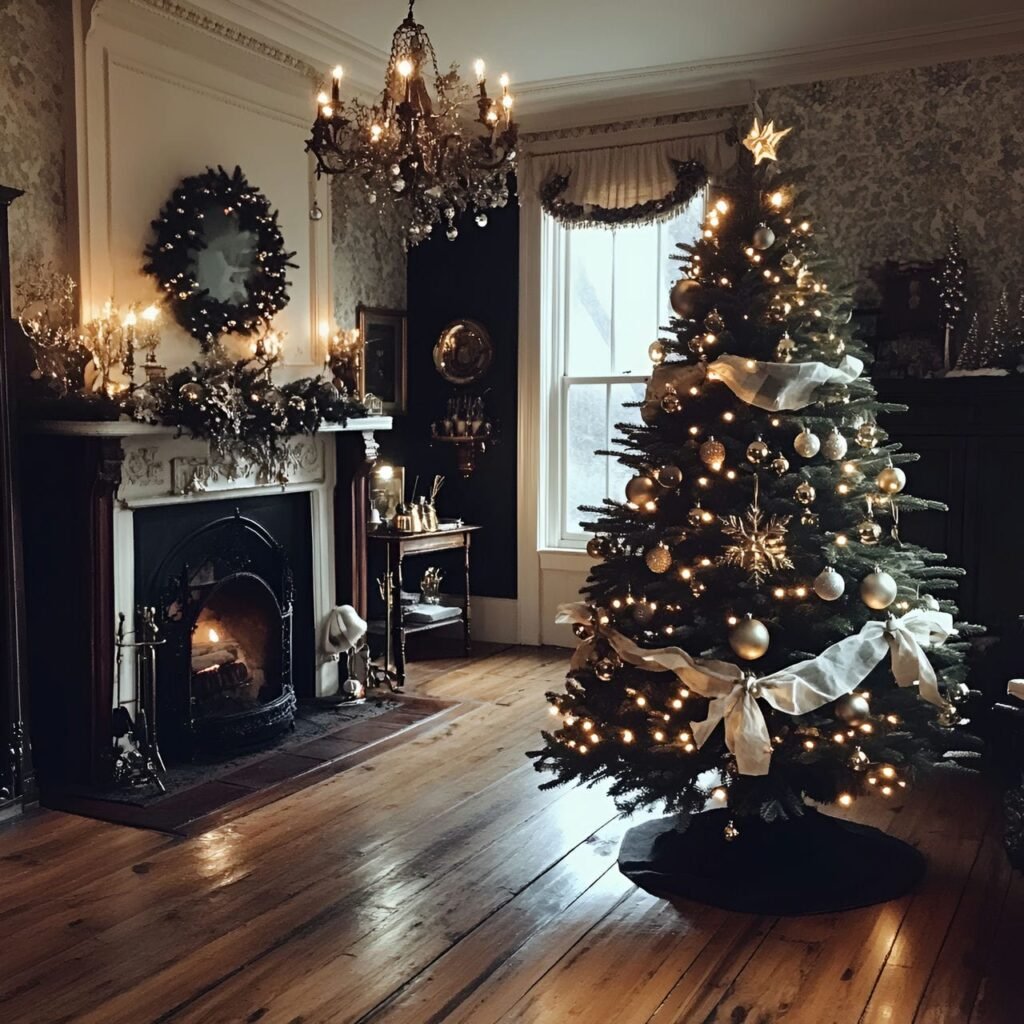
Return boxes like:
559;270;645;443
531;121;979;893
936;224;968;370
954;312;984;371
985;289;1015;368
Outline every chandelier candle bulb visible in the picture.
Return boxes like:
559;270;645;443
331;65;343;101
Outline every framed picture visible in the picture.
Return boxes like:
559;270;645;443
357;306;407;414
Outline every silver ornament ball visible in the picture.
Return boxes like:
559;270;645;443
835;692;871;725
822;429;848;461
794;427;821;459
812;566;846;601
860;570;898;610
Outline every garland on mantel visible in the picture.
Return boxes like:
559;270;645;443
135;355;366;485
539;159;709;228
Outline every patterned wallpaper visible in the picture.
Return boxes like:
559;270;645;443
523;51;1024;313
331;178;407;327
0;0;72;303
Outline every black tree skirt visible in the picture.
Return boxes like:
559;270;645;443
618;807;925;915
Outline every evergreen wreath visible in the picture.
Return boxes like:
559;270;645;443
143;165;297;350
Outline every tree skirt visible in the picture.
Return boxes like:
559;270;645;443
618;807;924;915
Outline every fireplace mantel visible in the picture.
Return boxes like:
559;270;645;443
19;415;390;789
24;416;393;437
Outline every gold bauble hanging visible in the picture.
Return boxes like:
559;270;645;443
586;536;609;560
795;481;816;505
648;340;666;364
770;454;790;476
857;517;882;545
625;474;659;507
729;615;770;660
670;278;702;318
699;436;727;470
746;437;770;465
658;463;683;488
661;387;682;414
876;466;907;494
644;542;673;574
775;334;796;363
855;422;879;449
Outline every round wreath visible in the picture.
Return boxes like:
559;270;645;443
143;165;296;350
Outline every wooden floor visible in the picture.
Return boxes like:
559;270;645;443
0;647;1020;1024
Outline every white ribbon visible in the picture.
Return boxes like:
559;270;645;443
644;353;864;414
557;602;955;776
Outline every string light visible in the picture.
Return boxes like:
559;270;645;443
838;793;853;807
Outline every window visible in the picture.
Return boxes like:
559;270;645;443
545;196;705;547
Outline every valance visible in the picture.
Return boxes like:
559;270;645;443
519;118;736;227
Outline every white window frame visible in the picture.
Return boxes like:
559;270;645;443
543;201;706;550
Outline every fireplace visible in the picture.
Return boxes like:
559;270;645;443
138;505;302;763
20;418;388;789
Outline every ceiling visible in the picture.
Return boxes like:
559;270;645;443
204;0;1024;124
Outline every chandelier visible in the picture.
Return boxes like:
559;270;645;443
306;0;517;247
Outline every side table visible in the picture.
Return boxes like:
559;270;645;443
368;524;480;687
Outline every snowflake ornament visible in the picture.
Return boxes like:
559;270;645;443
719;502;793;583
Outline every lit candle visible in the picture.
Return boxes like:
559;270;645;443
331;65;343;103
474;58;486;84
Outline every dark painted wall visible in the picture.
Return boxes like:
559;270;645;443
385;198;519;600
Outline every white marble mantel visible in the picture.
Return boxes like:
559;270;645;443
25;415;391;704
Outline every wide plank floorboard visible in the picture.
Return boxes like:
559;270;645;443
0;646;1015;1023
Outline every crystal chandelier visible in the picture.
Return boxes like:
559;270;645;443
306;0;517;247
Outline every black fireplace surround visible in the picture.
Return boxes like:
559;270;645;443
134;494;314;763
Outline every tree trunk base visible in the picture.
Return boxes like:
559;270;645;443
618;807;924;915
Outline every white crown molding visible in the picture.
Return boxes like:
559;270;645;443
515;11;1024;131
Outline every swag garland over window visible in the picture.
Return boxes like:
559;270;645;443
520;119;737;228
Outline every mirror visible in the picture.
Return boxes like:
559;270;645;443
433;319;493;385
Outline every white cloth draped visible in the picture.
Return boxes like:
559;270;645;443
556;603;955;776
645;354;864;415
519;120;736;216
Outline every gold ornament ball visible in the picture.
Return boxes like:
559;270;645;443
835;692;871;725
800;509;820;527
822;429;848;461
729;616;770;660
625;475;659;507
752;223;776;250
661;389;682;414
877;466;907;494
648;340;666;364
812;566;846;601
594;657;617;681
586;536;609;560
855;422;879;449
857;518;882;545
700;437;727;469
573;622;593;640
704;309;725;333
795;481;816;505
669;278;702;318
746;437;770;465
658;464;683;488
179;381;205;403
860;569;898;610
794;427;821;459
645;543;673;574
723;820;740;842
771;454;790;476
688;502;710;527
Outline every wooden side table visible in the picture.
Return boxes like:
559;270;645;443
368;525;480;687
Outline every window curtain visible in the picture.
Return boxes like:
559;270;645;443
518;118;736;227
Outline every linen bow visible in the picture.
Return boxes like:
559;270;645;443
644;353;864;414
556;602;955;776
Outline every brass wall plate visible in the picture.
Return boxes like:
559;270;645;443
433;319;493;385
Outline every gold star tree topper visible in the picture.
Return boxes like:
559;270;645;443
743;118;792;165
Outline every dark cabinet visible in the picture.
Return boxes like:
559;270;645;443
877;377;1024;634
0;185;33;819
